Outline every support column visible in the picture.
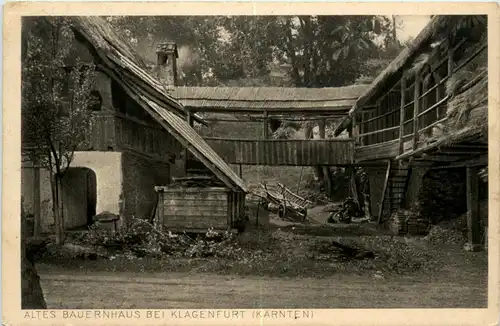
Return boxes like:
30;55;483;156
318;118;332;198
184;111;192;175
398;77;406;154
262;111;269;139
465;166;482;251
412;76;421;150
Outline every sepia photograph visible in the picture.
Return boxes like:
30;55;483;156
10;6;495;320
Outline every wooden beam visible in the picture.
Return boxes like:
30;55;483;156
438;149;486;156
262;111;269;139
430;154;488;170
466;166;481;248
414;154;465;162
318;119;333;198
399;77;406;154
412;76;421;150
186;111;193;127
378;160;392;224
184;111;192;175
352;113;359;144
446;144;488;150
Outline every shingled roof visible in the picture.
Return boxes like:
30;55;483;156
70;16;247;192
171;85;369;113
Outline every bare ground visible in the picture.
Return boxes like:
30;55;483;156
36;210;488;309
39;267;486;309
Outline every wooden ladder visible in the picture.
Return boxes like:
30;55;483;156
378;160;411;223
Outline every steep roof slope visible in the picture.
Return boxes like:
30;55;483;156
70;16;247;192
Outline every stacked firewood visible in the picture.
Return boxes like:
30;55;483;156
389;210;430;236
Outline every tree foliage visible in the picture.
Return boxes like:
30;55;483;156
108;15;406;87
22;17;97;243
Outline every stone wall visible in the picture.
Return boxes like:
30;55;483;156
121;151;171;225
419;168;467;224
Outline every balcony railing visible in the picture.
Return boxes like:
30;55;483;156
353;39;486;161
87;112;181;161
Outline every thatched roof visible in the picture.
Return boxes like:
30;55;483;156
170;85;369;113
347;16;447;117
334;15;487;137
70;16;247;192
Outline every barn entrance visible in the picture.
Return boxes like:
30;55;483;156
61;167;97;230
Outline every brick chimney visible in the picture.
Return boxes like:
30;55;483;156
156;42;178;88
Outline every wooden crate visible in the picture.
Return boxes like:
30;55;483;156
154;186;245;233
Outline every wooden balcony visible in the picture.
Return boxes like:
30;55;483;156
352;39;487;165
87;112;181;161
204;138;355;166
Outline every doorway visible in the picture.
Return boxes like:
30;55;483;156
61;167;97;230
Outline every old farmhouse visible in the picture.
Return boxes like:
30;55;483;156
21;17;247;233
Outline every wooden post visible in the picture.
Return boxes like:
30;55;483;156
398;76;407;155
412;76;421;150
434;72;442;119
238;164;243;178
347;166;360;205
262;111;269;139
352;113;358;145
32;160;41;236
318;118;332;198
466;166;481;250
184;111;192;175
421;73;429;137
376;100;382;144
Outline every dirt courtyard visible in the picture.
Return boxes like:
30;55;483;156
37;219;488;309
39;267;486;309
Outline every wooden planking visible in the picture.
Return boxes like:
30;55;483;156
157;188;232;230
163;215;228;229
87;112;181;160
163;199;227;207
163;208;228;217
163;194;227;201
87;113;116;150
204;138;354;166
355;140;400;162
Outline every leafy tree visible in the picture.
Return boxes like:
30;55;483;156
107;15;402;88
22;17;97;244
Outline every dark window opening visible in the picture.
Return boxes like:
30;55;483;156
89;90;103;111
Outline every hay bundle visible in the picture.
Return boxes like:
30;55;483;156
446;71;487;127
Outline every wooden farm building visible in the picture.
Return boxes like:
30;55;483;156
333;15;488;249
21;17;247;233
